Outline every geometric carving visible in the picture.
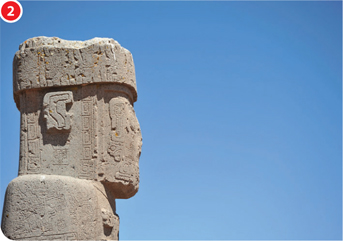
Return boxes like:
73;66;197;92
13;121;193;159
13;37;138;109
83;146;92;160
82;116;91;130
3;37;141;240
83;130;91;145
27;124;37;140
115;162;135;184
26;112;41;174
1;175;112;240
27;158;40;171
98;95;142;198
28;140;39;157
43;91;73;131
52;148;68;165
79;160;95;180
82;101;92;116
79;95;94;180
109;99;125;138
107;141;124;162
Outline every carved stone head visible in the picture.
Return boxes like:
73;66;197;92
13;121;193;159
13;37;142;198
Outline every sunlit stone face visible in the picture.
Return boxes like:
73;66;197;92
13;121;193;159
2;37;142;240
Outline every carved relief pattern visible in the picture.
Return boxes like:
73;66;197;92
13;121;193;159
13;38;137;103
2;177;99;240
108;141;124;162
26;112;41;173
52;147;68;165
106;97;141;188
43;91;73;131
79;96;95;179
67;182;97;239
108;100;125;164
18;95;27;175
108;99;127;183
3;37;142;241
110;102;125;137
5;180;73;240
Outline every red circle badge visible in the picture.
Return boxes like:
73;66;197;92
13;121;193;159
1;0;22;23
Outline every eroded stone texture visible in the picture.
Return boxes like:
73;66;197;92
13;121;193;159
13;37;142;198
2;175;119;240
13;37;137;108
17;83;141;198
2;37;142;240
43;91;73;131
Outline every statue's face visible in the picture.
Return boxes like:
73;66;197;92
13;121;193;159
19;85;142;199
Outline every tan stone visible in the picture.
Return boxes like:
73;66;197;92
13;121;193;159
14;37;142;199
13;37;137;107
2;175;119;240
1;37;142;240
16;83;141;198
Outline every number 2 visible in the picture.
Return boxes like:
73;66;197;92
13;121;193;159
7;6;14;16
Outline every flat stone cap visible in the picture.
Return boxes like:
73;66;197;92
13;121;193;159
13;37;137;107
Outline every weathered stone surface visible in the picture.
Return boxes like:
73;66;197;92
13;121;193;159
1;37;142;240
13;36;137;108
17;83;142;198
1;175;119;240
13;37;142;199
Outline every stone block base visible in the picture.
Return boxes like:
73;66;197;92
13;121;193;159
1;174;119;240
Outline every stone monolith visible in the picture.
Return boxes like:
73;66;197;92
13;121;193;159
1;37;142;240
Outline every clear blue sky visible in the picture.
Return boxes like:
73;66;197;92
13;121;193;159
0;1;342;240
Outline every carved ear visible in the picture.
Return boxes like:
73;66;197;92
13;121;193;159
43;91;73;131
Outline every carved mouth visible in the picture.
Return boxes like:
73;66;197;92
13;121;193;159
115;172;132;183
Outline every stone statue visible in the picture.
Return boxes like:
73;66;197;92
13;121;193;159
1;37;142;240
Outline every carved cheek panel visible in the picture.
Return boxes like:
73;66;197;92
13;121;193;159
103;97;141;198
43;91;73;131
108;141;124;162
110;101;125;137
